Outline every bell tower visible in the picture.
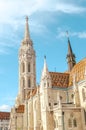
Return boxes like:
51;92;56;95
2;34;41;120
18;17;36;103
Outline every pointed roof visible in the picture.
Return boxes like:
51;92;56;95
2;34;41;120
66;37;76;71
68;38;73;56
41;56;49;79
24;16;30;41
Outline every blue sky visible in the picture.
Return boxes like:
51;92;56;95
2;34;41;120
0;0;86;111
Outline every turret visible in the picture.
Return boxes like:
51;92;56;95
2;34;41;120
40;56;51;91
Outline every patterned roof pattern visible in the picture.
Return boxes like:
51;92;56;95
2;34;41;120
49;72;69;88
16;105;24;113
69;58;86;86
0;112;10;120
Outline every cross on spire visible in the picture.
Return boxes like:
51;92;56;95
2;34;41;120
24;16;30;40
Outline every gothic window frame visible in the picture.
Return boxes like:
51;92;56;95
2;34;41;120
28;78;31;88
47;82;49;87
73;118;77;127
21;62;25;73
68;115;77;128
28;62;30;72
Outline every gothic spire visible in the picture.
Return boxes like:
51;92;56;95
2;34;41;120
43;56;48;75
66;34;76;71
68;38;73;56
41;56;49;79
24;16;30;41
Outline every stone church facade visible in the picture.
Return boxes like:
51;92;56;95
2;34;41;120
10;17;86;130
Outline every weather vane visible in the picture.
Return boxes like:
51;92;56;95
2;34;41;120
66;31;69;39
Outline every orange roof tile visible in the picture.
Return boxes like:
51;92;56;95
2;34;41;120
69;58;86;86
0;112;10;120
16;105;24;113
49;72;69;88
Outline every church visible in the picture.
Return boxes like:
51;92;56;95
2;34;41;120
10;17;86;130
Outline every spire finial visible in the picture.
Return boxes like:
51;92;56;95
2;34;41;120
66;30;70;43
66;31;69;39
24;16;30;40
26;16;28;21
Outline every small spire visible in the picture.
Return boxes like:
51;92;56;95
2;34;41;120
66;31;76;71
24;16;30;40
66;31;73;55
68;39;73;55
41;56;49;79
44;55;48;72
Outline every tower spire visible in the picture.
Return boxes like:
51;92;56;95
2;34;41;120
24;16;30;40
43;56;48;75
66;31;76;71
41;56;49;79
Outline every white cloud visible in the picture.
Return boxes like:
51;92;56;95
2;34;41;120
55;3;86;14
0;0;85;24
0;0;85;54
57;28;86;39
0;105;11;111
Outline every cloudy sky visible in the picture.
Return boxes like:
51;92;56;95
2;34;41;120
0;0;86;111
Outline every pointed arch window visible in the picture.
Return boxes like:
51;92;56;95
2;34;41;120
21;62;25;73
73;118;77;127
28;62;30;72
47;82;49;87
28;78;31;88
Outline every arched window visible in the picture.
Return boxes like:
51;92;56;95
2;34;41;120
68;118;72;128
73;118;77;127
28;79;31;88
82;88;85;101
21;62;25;73
71;94;74;99
28;62;30;72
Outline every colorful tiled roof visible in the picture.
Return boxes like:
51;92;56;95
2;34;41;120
16;105;24;113
69;58;86;86
49;72;69;88
0;112;10;120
